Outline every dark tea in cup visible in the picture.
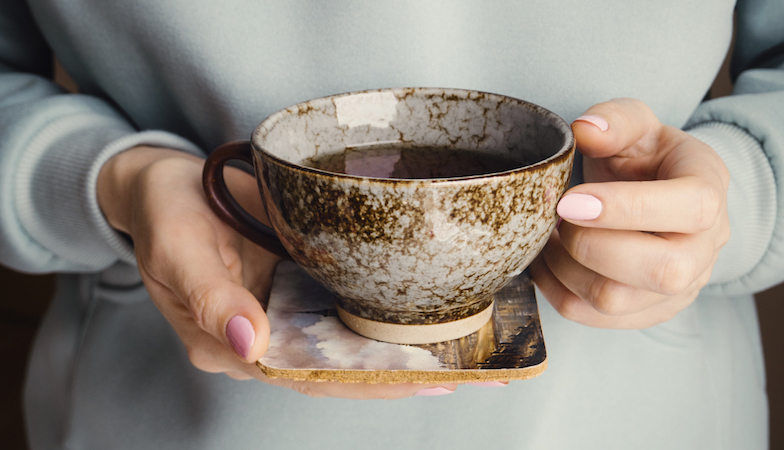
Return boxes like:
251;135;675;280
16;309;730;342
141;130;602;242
302;143;531;179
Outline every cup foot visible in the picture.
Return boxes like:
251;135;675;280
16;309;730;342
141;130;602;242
336;302;494;344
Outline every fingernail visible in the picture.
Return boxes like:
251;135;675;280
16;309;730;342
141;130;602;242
415;387;455;397
574;115;609;132
226;315;255;360
557;194;603;220
469;381;508;387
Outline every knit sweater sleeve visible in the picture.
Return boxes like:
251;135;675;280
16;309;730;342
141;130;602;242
0;1;203;274
685;0;784;294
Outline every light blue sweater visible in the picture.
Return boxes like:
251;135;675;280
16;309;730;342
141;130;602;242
2;1;783;449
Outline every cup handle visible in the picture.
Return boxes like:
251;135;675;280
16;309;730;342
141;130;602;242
202;140;291;259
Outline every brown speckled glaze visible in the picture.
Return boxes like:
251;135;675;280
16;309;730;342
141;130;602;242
249;88;574;327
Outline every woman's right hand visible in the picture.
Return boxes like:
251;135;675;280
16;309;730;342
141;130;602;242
96;146;458;398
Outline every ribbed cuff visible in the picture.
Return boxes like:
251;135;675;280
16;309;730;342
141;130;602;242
15;112;203;270
686;87;784;294
686;122;775;290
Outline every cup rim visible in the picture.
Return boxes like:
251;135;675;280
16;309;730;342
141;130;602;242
252;87;575;184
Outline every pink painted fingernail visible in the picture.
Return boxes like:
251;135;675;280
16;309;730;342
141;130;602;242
415;387;455;396
574;115;609;132
226;315;255;359
469;381;508;387
557;194;603;220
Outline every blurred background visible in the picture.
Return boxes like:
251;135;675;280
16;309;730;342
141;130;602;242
1;30;783;450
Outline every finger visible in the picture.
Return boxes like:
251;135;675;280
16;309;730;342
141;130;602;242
540;231;666;315
169;319;463;399
145;284;266;375
147;219;272;363
265;378;459;400
143;231;461;402
530;252;577;304
556;176;725;233
558;222;717;295
245;354;460;399
531;254;698;329
572;98;661;159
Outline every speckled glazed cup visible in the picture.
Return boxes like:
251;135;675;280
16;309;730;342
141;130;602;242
203;88;575;344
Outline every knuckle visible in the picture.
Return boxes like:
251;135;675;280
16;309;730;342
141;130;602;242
622;97;654;117
651;252;695;295
693;184;723;231
562;227;591;265
188;285;224;330
135;160;177;205
588;279;628;316
554;297;586;323
141;156;189;182
598;99;625;117
608;98;656;126
627;190;648;230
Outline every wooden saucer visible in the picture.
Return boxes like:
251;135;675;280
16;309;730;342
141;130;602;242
257;262;547;384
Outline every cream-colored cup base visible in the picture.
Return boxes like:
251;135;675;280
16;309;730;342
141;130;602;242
336;302;494;345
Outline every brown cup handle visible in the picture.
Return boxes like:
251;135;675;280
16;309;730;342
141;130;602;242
202;140;291;259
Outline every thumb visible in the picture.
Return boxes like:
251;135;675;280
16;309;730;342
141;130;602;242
157;223;272;363
196;277;271;363
573;98;662;158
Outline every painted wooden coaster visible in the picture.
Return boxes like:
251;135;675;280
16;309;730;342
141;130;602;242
257;262;547;384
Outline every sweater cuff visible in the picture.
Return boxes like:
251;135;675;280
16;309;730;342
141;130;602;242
685;87;784;294
15;113;203;271
686;122;775;291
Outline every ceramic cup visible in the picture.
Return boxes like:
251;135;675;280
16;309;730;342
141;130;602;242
203;87;575;344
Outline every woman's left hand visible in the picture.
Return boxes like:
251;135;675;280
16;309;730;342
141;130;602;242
530;98;731;329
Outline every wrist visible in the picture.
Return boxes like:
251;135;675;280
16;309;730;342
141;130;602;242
97;146;202;234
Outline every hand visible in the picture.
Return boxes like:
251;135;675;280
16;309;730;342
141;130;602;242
97;146;459;398
530;98;730;329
